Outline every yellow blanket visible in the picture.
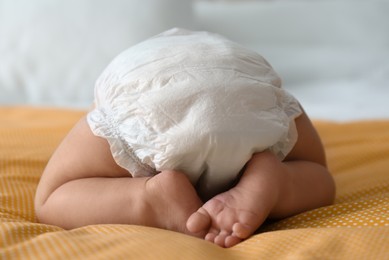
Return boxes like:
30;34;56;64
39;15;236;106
1;107;388;259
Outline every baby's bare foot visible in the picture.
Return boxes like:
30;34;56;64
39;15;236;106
144;170;204;236
186;187;269;247
186;152;281;247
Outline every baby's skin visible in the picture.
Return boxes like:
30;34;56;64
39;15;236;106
34;111;335;248
186;151;282;247
144;151;281;247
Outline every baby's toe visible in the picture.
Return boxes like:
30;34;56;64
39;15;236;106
225;235;242;248
205;232;217;242
186;208;211;234
214;232;230;247
232;222;253;239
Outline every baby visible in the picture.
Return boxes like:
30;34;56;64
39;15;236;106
34;28;335;248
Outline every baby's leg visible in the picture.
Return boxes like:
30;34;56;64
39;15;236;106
34;117;203;235
187;111;333;247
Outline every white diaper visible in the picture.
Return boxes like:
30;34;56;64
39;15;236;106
87;28;302;199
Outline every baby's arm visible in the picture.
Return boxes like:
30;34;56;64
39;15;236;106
258;109;335;218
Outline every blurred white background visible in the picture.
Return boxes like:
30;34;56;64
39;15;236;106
0;0;388;120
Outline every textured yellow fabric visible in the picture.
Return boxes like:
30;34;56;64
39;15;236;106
1;107;388;259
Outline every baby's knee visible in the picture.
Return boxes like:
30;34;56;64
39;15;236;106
34;199;50;224
34;189;54;225
34;178;74;227
34;166;73;225
34;182;57;224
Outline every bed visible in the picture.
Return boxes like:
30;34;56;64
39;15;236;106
1;107;388;259
1;0;389;259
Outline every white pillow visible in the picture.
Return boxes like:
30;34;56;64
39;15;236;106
0;0;193;107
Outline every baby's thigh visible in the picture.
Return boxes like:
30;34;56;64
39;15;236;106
35;116;129;205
